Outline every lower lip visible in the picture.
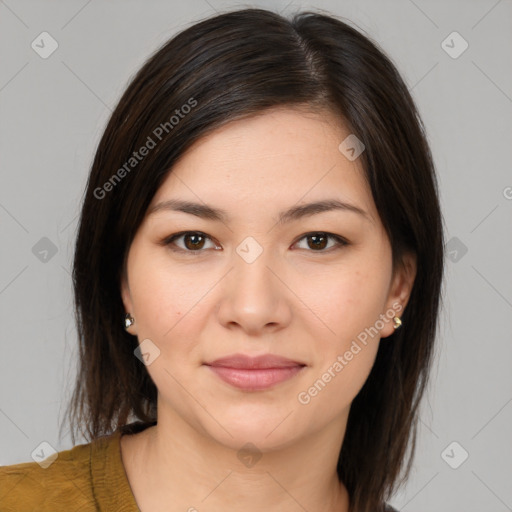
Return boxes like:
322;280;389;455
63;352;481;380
205;365;304;391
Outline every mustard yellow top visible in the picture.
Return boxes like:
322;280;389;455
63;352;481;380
0;422;152;512
1;421;400;512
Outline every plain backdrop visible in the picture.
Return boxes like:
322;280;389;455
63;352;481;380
1;1;511;511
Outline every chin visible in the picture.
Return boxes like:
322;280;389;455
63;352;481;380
198;410;304;452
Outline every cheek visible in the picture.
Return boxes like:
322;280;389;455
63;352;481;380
296;283;383;414
301;264;387;344
294;266;386;401
129;254;200;340
297;343;379;420
127;252;227;383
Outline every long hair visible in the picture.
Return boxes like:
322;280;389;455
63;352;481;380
64;8;446;512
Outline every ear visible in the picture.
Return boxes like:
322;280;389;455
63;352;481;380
380;251;417;339
120;266;137;336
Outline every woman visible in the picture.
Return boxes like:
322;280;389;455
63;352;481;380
0;7;445;512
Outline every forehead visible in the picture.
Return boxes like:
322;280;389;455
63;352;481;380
148;107;378;226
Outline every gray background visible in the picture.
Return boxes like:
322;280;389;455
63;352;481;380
1;0;511;510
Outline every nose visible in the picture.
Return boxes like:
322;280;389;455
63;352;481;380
215;244;292;336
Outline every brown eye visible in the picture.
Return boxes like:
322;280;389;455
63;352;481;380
294;232;348;252
163;231;218;253
183;233;206;250
307;233;328;250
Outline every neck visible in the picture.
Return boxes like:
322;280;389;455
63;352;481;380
121;406;351;512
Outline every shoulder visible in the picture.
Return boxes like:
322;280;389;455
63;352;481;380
384;504;400;512
0;435;110;511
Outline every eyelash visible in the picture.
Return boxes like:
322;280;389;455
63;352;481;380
160;231;349;255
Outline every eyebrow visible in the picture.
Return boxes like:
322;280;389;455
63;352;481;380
147;198;370;224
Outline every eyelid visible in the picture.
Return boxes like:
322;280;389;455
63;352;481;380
160;231;220;253
293;232;349;252
160;230;349;255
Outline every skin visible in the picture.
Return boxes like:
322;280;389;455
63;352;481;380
120;106;416;512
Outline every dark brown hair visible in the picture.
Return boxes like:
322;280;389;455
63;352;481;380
64;7;445;512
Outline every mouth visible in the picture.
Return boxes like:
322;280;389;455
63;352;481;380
203;353;306;391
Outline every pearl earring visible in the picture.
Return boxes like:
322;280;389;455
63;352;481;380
124;313;135;329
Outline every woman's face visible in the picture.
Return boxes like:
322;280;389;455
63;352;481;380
121;107;416;450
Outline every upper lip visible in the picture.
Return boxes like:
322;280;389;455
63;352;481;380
205;353;305;369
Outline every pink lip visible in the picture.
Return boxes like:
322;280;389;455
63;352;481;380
204;353;306;391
